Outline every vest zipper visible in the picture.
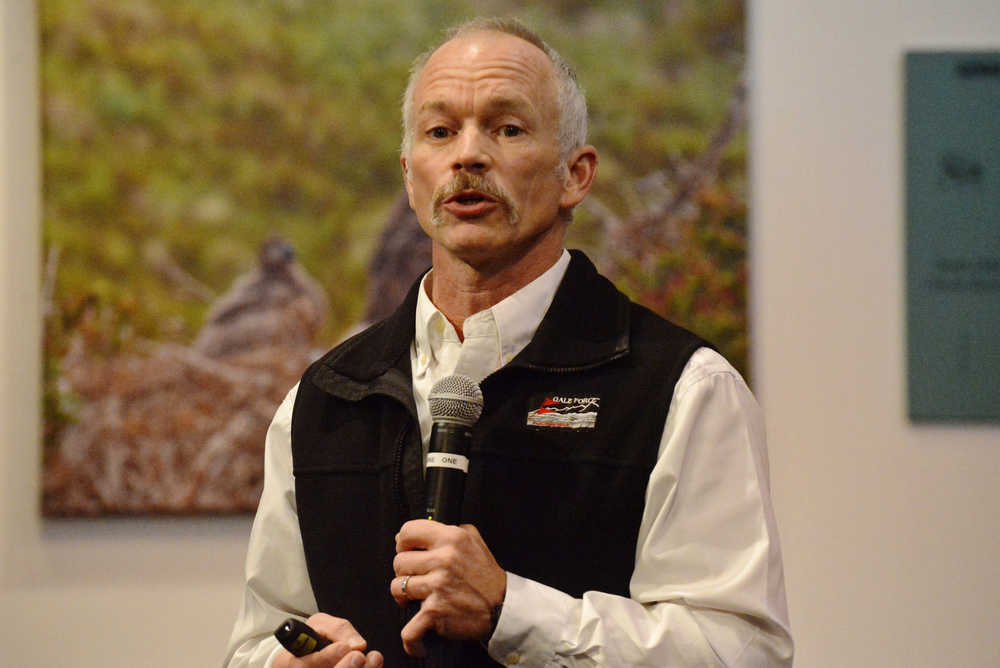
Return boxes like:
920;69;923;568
390;419;427;667
391;419;414;526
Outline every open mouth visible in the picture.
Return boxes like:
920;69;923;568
439;189;501;219
446;191;495;205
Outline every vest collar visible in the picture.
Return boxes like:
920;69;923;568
510;250;630;371
314;250;630;390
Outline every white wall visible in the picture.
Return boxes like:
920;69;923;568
2;1;998;666
752;1;1000;666
1;3;252;667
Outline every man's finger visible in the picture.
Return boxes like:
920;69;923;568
274;641;351;668
400;607;435;658
390;574;427;607
308;643;354;667
395;518;445;551
331;650;375;668
305;614;367;650
392;550;430;577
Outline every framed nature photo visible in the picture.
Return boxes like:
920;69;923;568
40;0;750;515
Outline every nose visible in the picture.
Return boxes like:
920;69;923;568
452;126;492;173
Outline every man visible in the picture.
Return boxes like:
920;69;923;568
224;18;792;668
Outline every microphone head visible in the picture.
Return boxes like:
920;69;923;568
429;374;484;427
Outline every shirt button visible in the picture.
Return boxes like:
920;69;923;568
504;653;521;665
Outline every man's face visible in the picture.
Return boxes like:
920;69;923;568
401;31;574;270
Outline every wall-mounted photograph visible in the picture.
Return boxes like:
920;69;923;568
40;0;748;515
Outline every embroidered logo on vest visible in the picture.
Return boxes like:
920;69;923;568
526;395;600;430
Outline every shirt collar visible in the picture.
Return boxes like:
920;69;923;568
413;249;571;382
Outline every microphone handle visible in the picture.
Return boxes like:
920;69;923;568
424;422;471;525
418;421;472;667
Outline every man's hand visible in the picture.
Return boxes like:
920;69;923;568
273;614;384;668
391;520;507;657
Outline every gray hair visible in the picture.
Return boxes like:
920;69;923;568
400;17;588;161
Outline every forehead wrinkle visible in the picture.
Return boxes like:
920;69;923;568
415;67;557;123
418;94;533;118
417;38;558;95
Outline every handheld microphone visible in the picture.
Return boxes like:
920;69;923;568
424;374;483;524
418;374;483;667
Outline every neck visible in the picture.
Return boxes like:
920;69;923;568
427;242;564;339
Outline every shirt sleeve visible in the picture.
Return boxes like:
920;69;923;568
223;383;319;668
486;348;794;667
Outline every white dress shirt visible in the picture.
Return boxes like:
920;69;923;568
224;250;793;667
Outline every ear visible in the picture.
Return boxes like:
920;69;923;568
559;145;598;210
401;154;415;208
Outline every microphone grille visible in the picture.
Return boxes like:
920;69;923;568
428;374;484;426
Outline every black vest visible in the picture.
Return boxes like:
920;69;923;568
291;251;708;666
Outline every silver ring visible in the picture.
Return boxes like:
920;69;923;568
401;575;411;598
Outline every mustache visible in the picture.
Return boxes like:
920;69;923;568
432;173;513;213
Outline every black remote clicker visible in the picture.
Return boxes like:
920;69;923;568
274;617;332;657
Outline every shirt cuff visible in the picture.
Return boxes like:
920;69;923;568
487;571;579;666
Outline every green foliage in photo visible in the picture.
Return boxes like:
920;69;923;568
41;0;748;447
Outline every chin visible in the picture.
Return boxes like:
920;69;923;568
430;209;517;230
442;239;507;264
435;218;511;247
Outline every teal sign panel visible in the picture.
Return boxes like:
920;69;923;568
906;52;1000;421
